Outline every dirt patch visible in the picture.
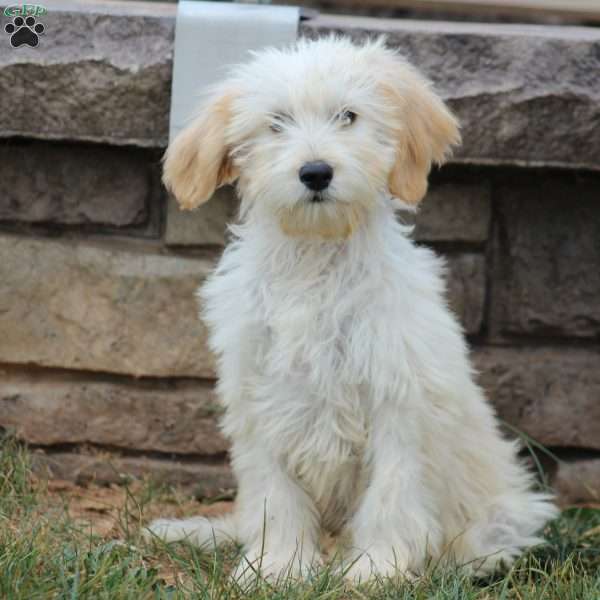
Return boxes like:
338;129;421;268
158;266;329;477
44;479;234;539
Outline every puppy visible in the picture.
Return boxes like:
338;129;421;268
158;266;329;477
147;37;557;582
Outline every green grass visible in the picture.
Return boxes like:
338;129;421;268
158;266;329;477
0;433;599;599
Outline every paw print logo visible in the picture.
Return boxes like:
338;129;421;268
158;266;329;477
4;15;45;48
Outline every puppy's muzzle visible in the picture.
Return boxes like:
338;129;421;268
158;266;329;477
299;161;333;193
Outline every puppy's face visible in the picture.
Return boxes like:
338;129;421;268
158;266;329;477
163;37;460;240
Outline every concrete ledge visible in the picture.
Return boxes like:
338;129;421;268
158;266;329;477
0;0;174;148
1;1;599;169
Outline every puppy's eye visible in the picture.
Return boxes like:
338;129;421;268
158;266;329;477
339;110;357;127
269;114;286;133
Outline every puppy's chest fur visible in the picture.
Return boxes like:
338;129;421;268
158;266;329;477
241;241;378;522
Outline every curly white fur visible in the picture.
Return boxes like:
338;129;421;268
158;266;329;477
147;36;557;582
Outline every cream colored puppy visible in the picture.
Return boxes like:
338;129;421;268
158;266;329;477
147;37;556;582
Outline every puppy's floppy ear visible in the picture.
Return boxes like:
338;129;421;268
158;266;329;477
381;54;460;205
163;87;239;210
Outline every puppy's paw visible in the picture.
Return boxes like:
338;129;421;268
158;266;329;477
342;547;415;584
232;545;321;584
143;518;184;543
143;516;212;545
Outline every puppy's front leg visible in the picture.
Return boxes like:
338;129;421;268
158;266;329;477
345;401;441;582
231;443;321;582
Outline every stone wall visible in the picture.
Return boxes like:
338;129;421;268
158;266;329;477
0;1;599;506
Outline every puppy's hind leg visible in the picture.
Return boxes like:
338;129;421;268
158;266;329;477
456;490;558;575
144;513;237;549
435;407;558;574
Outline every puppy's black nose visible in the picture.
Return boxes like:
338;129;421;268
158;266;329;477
299;161;333;192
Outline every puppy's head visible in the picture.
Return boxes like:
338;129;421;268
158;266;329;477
163;37;460;240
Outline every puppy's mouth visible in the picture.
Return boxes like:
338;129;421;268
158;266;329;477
309;192;330;204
